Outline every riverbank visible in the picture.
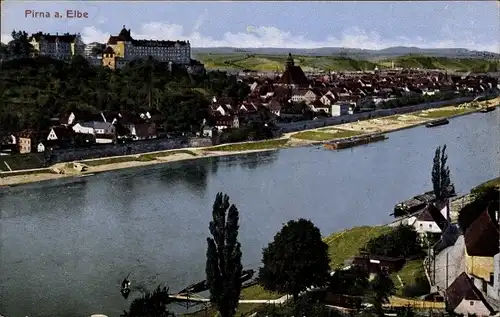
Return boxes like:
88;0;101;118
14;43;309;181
1;97;497;187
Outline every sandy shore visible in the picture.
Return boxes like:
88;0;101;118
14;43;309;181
1;97;497;187
286;97;499;146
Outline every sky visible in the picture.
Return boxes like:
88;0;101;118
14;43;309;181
1;1;499;52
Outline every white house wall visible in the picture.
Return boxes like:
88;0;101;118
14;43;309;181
454;299;491;316
414;220;442;234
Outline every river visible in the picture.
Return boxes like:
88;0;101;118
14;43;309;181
0;111;499;317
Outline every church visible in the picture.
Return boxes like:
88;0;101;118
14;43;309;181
278;53;310;87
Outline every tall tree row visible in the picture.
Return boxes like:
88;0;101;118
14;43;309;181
206;193;243;317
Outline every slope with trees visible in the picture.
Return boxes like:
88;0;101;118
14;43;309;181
0;30;250;134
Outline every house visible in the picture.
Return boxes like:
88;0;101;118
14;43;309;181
46;125;74;147
411;203;449;237
72;122;116;144
214;116;239;131
320;94;336;106
291;90;307;103
37;142;46;153
267;100;282;117
17;130;44;154
446;272;494;316
0;134;17;153
331;103;350;117
346;253;405;277
309;100;330;114
129;123;157;141
464;207;499;281
303;89;322;104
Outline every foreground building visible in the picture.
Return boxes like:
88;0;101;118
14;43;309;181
28;32;85;60
102;26;191;69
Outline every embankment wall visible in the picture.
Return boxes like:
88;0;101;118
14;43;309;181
277;96;477;133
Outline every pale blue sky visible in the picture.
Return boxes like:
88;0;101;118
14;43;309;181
1;1;499;51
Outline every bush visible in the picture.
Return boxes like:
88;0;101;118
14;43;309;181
402;275;430;298
365;225;421;258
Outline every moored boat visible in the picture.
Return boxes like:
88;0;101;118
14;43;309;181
480;106;497;113
324;134;388;150
425;118;449;128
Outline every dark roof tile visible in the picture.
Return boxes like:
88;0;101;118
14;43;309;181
445;272;494;312
464;207;499;257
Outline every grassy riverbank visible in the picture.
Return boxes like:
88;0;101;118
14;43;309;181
210;139;289;151
291;129;362;141
471;176;500;195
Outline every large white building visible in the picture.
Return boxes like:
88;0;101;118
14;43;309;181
28;32;85;60
102;26;191;69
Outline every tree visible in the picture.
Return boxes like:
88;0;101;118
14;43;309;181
206;193;243;317
120;286;174;317
365;225;421;258
8;30;34;57
431;145;455;202
370;270;395;316
328;266;369;296
259;218;330;302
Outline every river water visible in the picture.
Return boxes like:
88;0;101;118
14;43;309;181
0;111;499;317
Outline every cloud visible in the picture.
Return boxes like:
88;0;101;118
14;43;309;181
79;23;498;52
2;22;498;53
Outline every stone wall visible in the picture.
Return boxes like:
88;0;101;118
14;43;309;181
277;96;477;133
50;137;212;164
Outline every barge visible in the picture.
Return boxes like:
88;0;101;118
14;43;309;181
425;118;449;128
480;106;497;113
324;134;388;150
392;186;456;217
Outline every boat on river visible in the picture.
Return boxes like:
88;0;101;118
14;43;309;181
480;106;497;113
425;118;449;128
324;134;388;150
178;269;255;294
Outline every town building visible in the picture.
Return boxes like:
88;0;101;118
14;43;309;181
28;32;85;60
102;26;191;70
446;272;494;316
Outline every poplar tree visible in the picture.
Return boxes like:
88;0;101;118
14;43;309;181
206;193;243;317
431;145;455;202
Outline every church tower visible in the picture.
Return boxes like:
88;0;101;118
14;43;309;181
286;53;295;69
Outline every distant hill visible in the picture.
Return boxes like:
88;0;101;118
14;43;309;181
191;52;500;73
192;46;499;60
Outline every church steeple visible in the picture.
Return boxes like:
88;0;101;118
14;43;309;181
286;53;295;69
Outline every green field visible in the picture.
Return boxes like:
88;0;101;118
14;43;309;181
292;130;363;141
193;53;500;72
0;153;45;171
418;107;476;119
324;225;393;268
210;139;289;151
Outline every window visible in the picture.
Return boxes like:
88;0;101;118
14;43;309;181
429;224;432;228
419;223;423;227
470;301;474;306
